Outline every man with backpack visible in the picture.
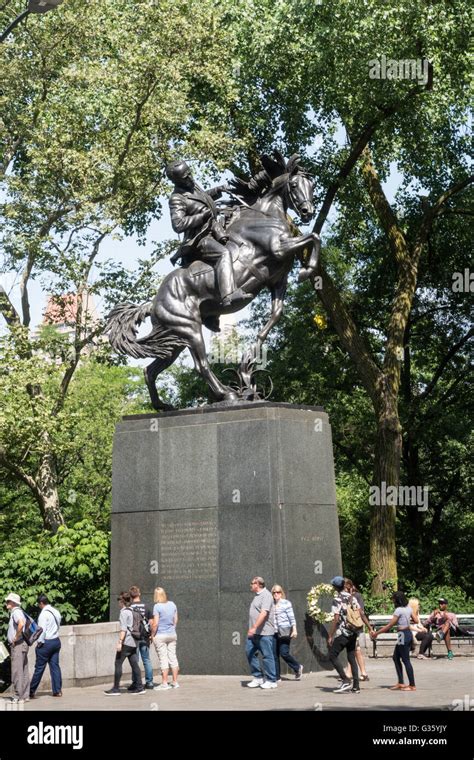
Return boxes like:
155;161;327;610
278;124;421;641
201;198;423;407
129;585;157;690
104;591;145;696
5;593;30;704
30;594;63;698
327;576;374;694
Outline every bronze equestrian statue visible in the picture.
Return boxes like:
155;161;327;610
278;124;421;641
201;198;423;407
106;151;320;409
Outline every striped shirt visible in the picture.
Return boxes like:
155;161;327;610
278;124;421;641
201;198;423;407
274;599;296;634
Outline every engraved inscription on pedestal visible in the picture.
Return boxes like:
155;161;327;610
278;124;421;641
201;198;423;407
159;514;218;581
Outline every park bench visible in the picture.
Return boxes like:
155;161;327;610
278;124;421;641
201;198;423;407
368;613;474;658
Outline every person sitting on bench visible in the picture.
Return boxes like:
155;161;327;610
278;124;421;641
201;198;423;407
424;598;474;660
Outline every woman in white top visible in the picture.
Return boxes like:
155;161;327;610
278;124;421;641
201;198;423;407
271;585;303;681
371;591;416;691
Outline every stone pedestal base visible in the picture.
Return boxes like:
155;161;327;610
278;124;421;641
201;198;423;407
110;402;342;674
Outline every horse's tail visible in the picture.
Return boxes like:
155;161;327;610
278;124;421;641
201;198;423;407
106;301;188;359
106;301;155;359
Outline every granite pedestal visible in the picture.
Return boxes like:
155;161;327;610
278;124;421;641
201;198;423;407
110;402;342;674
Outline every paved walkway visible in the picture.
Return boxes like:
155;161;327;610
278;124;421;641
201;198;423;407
4;657;473;711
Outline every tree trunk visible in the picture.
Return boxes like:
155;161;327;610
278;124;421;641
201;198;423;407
370;388;401;594
35;451;65;534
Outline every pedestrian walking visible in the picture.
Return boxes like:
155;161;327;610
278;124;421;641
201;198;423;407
4;593;30;704
246;576;278;689
104;592;145;696
129;585;157;690
371;591;416;691
29;594;62;698
271;584;303;681
327;576;373;694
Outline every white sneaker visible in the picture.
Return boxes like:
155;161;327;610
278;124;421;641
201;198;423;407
260;681;278;689
333;681;352;693
170;682;180;688
247;678;264;688
295;665;304;680
153;684;170;691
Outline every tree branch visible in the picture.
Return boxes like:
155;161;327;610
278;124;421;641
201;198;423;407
0;446;39;497
418;327;473;402
0;284;21;326
314;264;384;409
312;85;429;235
334;440;372;485
415;174;474;250
52;324;104;417
20;252;35;327
360;145;407;266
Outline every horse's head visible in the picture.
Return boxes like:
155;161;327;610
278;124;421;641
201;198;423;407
246;150;315;223
286;154;314;224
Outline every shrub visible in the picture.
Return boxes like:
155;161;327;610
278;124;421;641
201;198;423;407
0;520;110;638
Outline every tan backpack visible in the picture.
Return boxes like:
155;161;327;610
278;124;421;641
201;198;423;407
346;595;364;633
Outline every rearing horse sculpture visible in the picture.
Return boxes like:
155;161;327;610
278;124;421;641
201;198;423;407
106;152;320;409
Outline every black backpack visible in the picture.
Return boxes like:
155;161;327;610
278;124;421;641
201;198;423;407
128;607;150;642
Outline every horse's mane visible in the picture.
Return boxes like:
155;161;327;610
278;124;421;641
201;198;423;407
231;150;310;203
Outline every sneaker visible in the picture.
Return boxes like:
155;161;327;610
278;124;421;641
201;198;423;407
295;665;304;681
153;683;170;691
247;678;264;688
170;682;180;688
276;679;282;683
447;650;454;660
145;683;158;690
350;687;361;694
417;654;429;660
260;681;277;689
6;697;24;704
333;681;352;693
435;630;445;642
104;688;121;696
129;688;146;695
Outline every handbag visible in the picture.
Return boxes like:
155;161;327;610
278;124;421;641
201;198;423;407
0;642;9;663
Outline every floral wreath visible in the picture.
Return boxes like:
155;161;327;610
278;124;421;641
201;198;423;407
307;583;335;624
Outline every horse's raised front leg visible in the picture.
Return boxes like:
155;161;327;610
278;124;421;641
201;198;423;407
298;233;321;283
272;231;320;279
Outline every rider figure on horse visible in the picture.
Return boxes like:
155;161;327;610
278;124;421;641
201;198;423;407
166;160;252;307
